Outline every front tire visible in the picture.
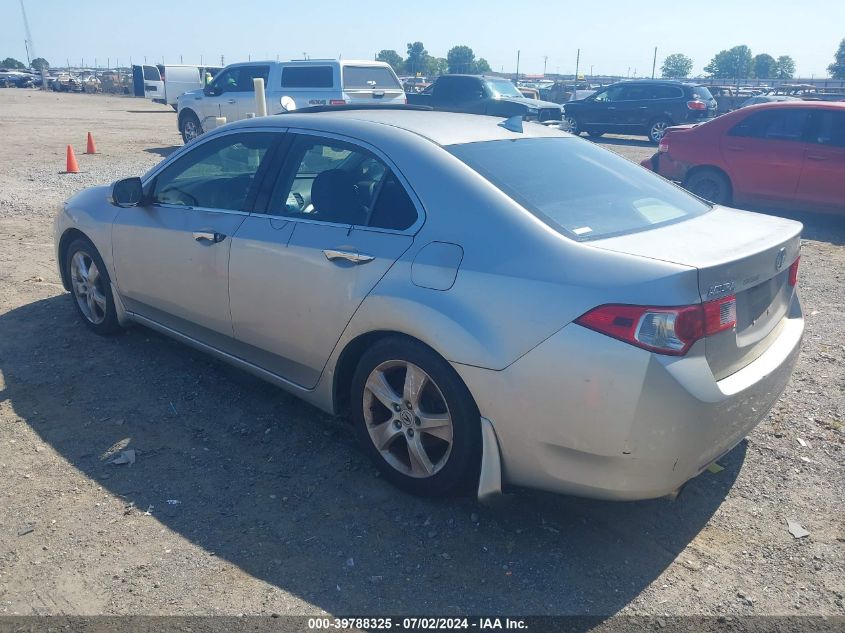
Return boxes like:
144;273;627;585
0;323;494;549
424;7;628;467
351;337;481;497
683;168;732;205
565;116;582;136
64;238;122;335
179;111;202;144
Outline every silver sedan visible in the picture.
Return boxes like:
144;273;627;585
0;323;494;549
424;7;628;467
54;108;804;501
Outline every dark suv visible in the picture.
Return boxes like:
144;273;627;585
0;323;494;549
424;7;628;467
562;80;717;143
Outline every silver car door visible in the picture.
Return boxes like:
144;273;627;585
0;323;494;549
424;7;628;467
112;130;278;341
229;133;421;389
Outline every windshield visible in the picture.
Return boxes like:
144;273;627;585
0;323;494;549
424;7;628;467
485;79;523;98
448;137;711;241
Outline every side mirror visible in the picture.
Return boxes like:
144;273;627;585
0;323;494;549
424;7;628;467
111;177;144;207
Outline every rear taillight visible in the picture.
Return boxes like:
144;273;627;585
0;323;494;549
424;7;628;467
575;295;737;356
329;99;346;105
788;257;800;287
687;100;707;110
658;137;669;153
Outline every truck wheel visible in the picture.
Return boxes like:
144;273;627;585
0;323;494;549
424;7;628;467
180;111;202;144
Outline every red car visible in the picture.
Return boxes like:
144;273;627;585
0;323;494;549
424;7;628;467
642;101;845;214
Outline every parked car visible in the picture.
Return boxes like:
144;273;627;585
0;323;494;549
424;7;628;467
643;101;845;214
402;76;430;93
563;80;717;143
55;106;803;501
738;95;800;108
406;74;562;121
176;60;405;143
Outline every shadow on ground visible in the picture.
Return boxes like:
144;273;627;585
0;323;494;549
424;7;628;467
0;295;744;615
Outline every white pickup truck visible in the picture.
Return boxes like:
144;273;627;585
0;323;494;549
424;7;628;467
176;59;406;143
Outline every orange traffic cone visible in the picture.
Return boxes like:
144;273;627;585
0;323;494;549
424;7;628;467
85;132;97;154
65;145;80;173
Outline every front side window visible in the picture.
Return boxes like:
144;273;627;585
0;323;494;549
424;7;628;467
270;136;417;230
281;66;334;89
592;85;624;102
729;109;810;141
211;65;270;93
813;110;845;147
449;137;710;241
151;132;276;211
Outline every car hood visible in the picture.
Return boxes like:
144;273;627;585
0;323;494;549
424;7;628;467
495;96;561;110
179;88;204;101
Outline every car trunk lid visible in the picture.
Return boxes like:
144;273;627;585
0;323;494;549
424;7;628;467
590;207;802;379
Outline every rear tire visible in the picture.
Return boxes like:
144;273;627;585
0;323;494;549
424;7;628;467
350;337;481;497
179;111;202;144
648;118;670;144
683;168;733;205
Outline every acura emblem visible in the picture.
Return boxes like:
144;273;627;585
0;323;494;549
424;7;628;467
775;247;786;271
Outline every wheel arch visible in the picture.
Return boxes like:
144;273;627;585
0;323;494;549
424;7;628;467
57;228;92;291
177;107;200;129
331;330;479;419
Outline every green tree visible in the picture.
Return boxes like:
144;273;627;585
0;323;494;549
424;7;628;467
829;39;845;78
375;49;404;75
0;57;26;69
661;53;693;78
30;57;50;72
405;41;429;77
704;45;753;79
753;53;776;79
775;55;796;79
425;57;448;77
447;45;476;74
475;58;492;73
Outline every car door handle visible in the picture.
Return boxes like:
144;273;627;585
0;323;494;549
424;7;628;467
726;146;745;152
323;249;375;264
193;230;226;244
227;98;236;104
806;154;828;161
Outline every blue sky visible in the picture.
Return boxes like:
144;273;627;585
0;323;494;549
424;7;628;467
2;0;843;77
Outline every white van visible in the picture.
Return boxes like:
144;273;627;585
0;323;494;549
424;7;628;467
176;59;406;142
138;64;223;108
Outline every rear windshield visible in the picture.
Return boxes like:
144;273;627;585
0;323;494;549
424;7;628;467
692;85;714;101
281;66;333;89
448;137;711;241
342;66;401;90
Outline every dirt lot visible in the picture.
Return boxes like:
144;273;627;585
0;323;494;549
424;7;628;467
0;90;843;618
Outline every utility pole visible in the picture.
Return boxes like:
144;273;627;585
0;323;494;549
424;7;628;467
574;48;580;83
651;46;657;79
543;55;548;77
515;50;520;82
220;54;224;66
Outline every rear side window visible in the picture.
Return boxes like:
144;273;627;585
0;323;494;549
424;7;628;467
281;66;334;89
342;66;401;90
449;137;710;241
652;85;684;99
729;109;810;141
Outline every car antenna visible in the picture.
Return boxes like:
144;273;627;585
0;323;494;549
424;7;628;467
498;115;523;133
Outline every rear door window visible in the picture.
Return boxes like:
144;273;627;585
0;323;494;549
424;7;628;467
143;65;161;81
281;66;334;89
342;66;401;90
652;85;683;99
729;109;811;141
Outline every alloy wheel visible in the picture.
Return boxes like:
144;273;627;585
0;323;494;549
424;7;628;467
650;120;668;142
363;360;454;478
183;120;200;141
70;250;107;325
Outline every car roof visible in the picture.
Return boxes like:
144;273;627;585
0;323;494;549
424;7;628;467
739;100;845;110
222;59;389;68
229;109;567;146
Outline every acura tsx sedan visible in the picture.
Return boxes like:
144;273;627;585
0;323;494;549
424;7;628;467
54;106;804;501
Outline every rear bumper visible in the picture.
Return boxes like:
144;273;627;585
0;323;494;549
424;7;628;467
453;294;803;500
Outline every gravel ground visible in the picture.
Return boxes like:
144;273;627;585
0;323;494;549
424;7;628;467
0;90;843;618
